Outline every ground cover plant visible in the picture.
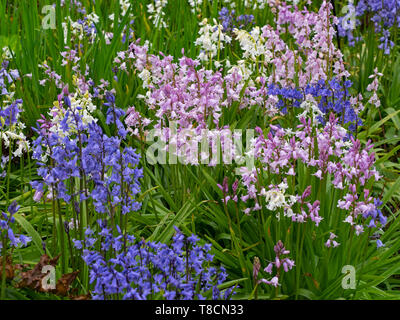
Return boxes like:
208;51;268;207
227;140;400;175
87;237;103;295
1;0;400;301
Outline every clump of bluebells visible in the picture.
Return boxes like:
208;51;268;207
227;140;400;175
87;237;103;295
265;78;361;130
257;241;295;288
0;59;20;97
218;7;254;33
29;82;144;285
304;79;360;130
0;201;31;252
59;0;134;50
29;85;143;281
235;113;385;236
230;1;349;88
213;110;387;297
31;89;142;216
1;201;31;299
338;0;399;54
215;111;387;297
0;56;29;173
76;226;234;300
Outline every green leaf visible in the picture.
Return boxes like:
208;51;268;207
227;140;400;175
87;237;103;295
296;288;317;300
13;213;46;256
382;176;400;205
359;109;400;139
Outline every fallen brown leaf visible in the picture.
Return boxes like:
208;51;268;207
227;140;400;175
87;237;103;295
53;271;80;296
17;254;60;292
0;255;15;280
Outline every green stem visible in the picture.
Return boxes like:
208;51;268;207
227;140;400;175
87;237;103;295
52;187;57;255
57;199;66;274
295;223;306;299
352;229;371;299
